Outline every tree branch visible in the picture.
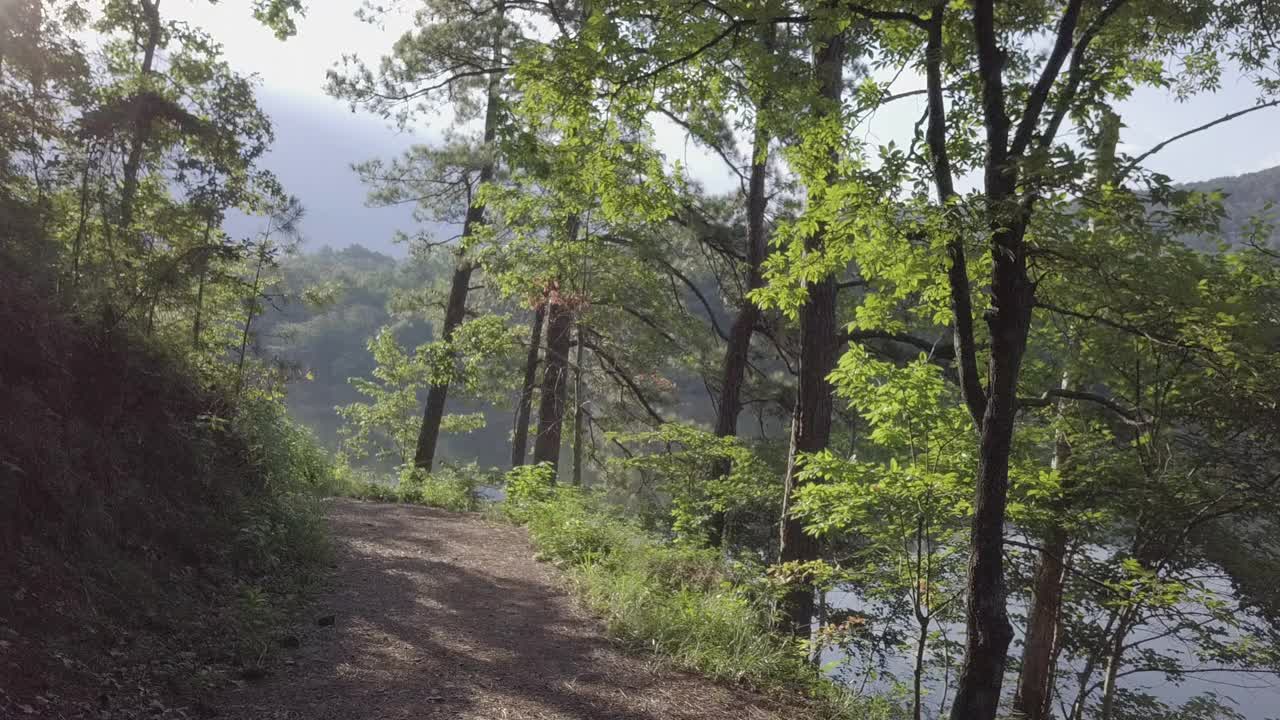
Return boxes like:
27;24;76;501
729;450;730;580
582;337;667;425
843;3;927;27
845;329;956;361
1038;0;1130;151
1017;388;1143;424
926;0;987;425
1010;0;1084;158
1119;99;1280;180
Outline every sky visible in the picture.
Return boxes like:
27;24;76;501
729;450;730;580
159;0;1280;257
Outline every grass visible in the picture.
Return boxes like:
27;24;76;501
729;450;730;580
509;483;897;720
332;461;491;513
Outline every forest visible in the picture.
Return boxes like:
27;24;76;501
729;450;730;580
3;1;1280;719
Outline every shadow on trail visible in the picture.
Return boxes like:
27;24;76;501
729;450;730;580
218;500;695;720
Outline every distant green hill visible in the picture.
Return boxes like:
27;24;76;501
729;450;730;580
257;244;516;472
1184;164;1280;245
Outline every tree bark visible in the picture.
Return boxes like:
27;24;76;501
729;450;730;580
191;213;215;349
1015;341;1085;720
118;0;162;236
411;2;504;471
69;143;94;298
776;26;845;642
944;0;1038;716
1013;476;1069;719
913;616;931;720
1016;115;1119;716
532;297;573;475
1098;613;1133;720
234;248;265;401
572;316;586;486
412;257;474;470
708;31;773;547
511;302;545;467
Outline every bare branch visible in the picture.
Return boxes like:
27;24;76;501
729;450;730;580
1119;99;1280;179
1010;0;1084;158
1017;388;1143;424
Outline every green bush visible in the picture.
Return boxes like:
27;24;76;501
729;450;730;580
230;398;335;575
511;488;891;719
524;488;632;565
397;464;481;511
502;462;557;521
331;459;487;512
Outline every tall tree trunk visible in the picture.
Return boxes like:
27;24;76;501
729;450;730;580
1013;425;1070;719
913;616;931;720
192;265;207;346
511;302;546;467
1068;607;1120;720
411;2;504;471
234;250;265;400
69;143;94;298
776;26;845;641
118;0;161;236
571;316;586;486
708;32;773;547
1098;613;1133;720
949;304;1027;720
947;1;1035;716
532;297;572;475
191;213;215;349
413;256;475;470
1016;113;1116;720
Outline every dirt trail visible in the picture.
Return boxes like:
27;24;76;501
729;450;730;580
219;499;792;719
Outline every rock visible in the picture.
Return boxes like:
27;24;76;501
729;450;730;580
315;615;335;627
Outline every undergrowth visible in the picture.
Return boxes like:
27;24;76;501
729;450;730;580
502;464;895;720
331;461;492;512
0;269;338;713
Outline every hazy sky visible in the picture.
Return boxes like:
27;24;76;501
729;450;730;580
163;0;1280;256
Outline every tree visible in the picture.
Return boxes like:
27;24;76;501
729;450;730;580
328;0;512;472
532;282;574;471
782;2;1280;716
510;299;546;467
770;17;847;643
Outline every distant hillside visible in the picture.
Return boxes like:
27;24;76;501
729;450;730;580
1184;164;1280;245
256;245;516;470
255;245;440;450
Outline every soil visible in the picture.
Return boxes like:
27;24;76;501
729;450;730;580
217;499;796;719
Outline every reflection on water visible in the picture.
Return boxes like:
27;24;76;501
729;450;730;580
821;586;1280;720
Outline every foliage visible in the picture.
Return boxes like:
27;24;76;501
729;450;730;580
333;461;491;513
609;424;782;543
0;2;341;714
512;487;896;719
334;318;522;467
11;0;1280;717
503;462;558;521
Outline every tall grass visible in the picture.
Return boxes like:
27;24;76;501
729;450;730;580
331;461;490;512
510;482;897;720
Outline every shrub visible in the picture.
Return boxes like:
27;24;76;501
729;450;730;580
510;488;890;719
397;464;481;512
331;459;488;512
230;398;334;574
523;488;632;565
503;462;557;520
